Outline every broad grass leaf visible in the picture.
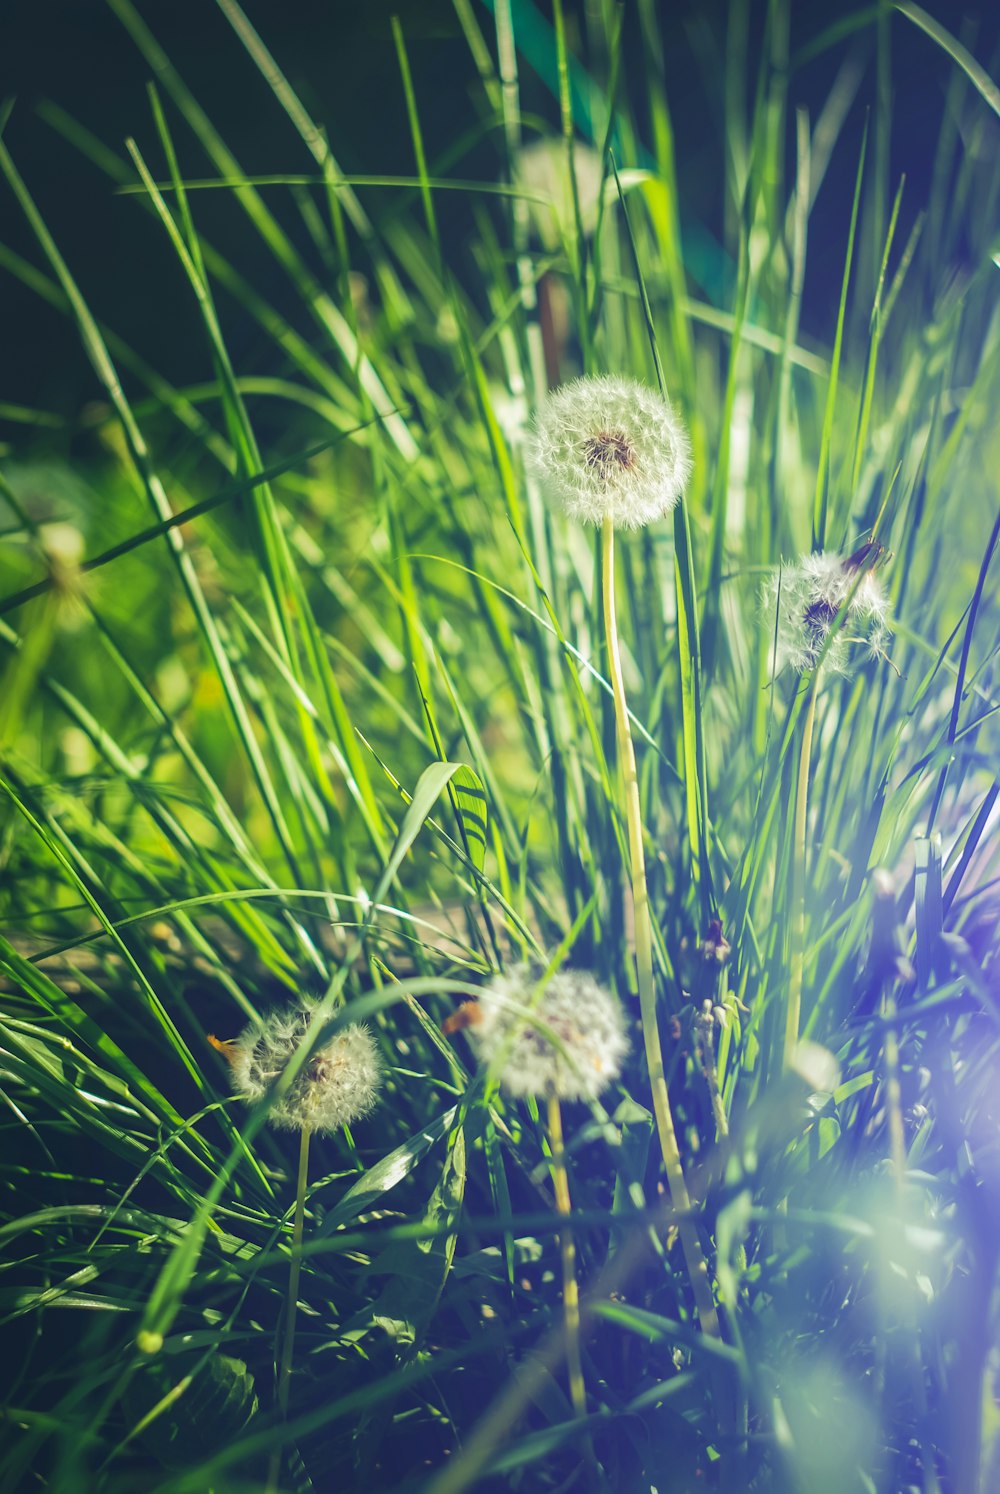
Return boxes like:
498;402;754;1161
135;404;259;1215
448;764;488;874
317;1107;458;1237
122;1352;258;1471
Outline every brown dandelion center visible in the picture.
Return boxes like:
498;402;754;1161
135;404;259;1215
307;1048;346;1086
583;430;637;478
307;1055;330;1085
844;540;887;573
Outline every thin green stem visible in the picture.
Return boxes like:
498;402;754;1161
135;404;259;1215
695;1005;749;1486
267;1125;311;1493
880;983;937;1492
600;518;721;1344
882;988;907;1191
785;679;819;1066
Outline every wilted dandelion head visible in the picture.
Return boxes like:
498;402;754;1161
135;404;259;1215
762;548;891;676
527;375;692;530
471;964;629;1102
228;998;381;1134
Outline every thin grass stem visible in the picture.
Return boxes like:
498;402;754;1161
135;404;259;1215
546;1093;587;1424
267;1125;311;1493
785;677;819;1065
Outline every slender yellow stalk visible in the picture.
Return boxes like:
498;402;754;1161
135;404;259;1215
267;1125;311;1493
600;517;721;1343
785;679;818;1066
546;1093;588;1423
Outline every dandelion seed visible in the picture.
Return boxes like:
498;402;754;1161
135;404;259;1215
225;998;381;1134
762;549;892;676
527;375;692;530
470;965;629;1102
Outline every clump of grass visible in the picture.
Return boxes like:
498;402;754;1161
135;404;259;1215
1;1;999;1491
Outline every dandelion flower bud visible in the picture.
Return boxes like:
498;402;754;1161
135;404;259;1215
39;521;85;578
527;375;692;530
37;521;87;628
762;548;891;676
227;999;381;1134
471;965;629;1103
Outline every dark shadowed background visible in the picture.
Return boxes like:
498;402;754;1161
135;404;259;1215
2;0;998;440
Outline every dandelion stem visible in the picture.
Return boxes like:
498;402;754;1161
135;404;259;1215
785;678;818;1066
600;517;721;1344
546;1093;588;1427
267;1124;311;1492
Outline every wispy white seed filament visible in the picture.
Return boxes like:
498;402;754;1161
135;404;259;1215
528;375;692;530
762;550;891;676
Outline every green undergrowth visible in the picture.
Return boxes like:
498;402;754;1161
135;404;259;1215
1;1;999;1490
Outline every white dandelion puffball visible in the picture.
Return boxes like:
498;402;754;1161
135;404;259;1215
229;999;381;1134
471;965;629;1103
762;549;891;676
527;375;692;530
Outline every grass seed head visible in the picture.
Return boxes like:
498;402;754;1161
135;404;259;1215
229;999;381;1134
472;964;629;1102
527;375;692;530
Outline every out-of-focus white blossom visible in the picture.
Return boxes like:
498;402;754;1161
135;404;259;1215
527;375;692;530
514;138;604;250
762;549;891;676
788;1039;840;1094
471;965;629;1103
228;999;381;1134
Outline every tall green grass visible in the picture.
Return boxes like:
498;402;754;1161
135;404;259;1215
1;1;999;1489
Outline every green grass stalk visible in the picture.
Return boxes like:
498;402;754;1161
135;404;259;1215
601;517;721;1344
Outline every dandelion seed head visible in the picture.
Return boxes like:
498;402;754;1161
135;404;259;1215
762;549;892;676
229;998;381;1134
471;964;629;1102
527;375;692;530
